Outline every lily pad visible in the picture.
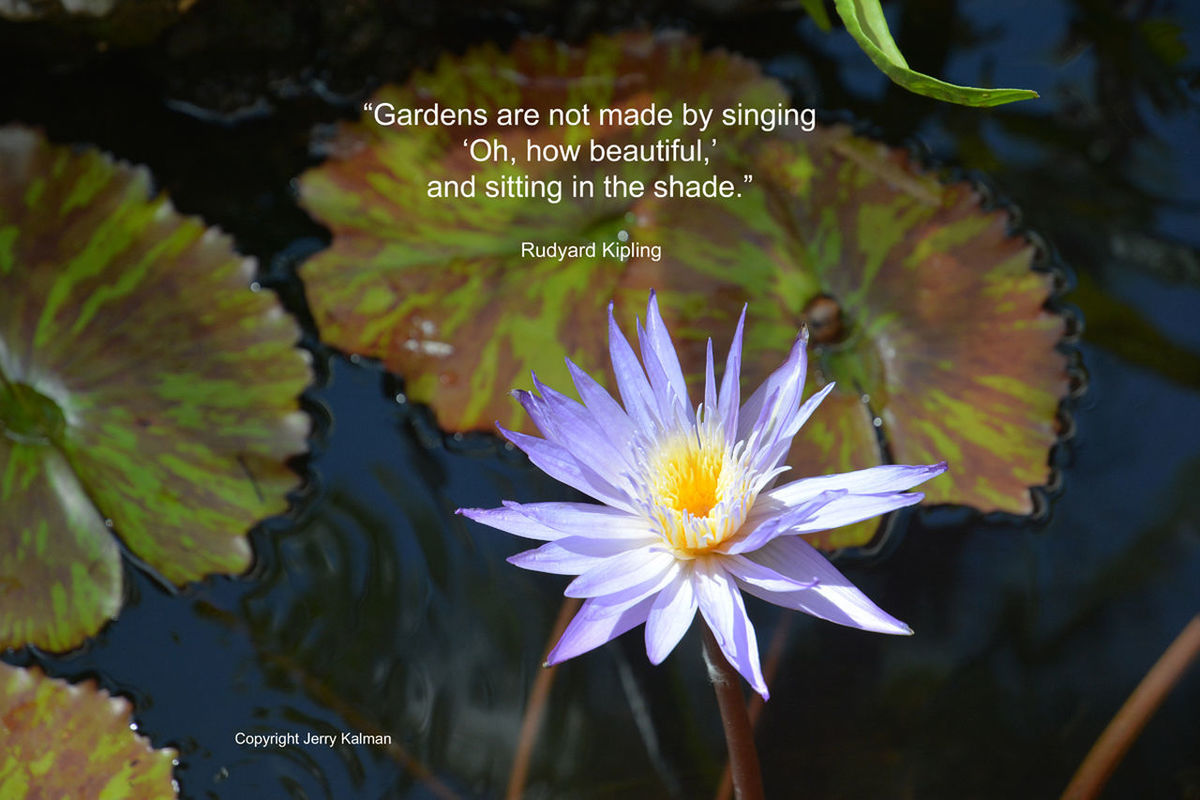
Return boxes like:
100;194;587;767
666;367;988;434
298;33;1067;549
0;126;311;651
0;661;177;799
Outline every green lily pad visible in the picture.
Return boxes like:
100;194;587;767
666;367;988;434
0;661;177;799
298;33;1067;549
0;126;311;651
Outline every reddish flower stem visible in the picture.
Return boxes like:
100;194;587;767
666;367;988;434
1061;613;1200;800
506;596;582;800
714;615;793;800
703;626;765;800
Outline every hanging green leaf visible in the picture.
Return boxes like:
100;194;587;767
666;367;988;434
0;661;178;799
800;0;833;32
0;126;312;651
832;0;1038;107
298;33;1067;550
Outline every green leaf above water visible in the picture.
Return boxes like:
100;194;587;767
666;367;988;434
0;661;178;799
800;0;833;32
298;33;1067;550
0;126;312;652
833;0;1039;107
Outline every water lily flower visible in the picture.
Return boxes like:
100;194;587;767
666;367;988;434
459;293;946;699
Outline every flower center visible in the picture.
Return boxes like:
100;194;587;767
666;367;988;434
655;437;723;518
646;424;750;555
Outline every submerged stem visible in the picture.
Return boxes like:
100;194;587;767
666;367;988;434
702;626;765;800
1061;613;1200;800
506;596;581;800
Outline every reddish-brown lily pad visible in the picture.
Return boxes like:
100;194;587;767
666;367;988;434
298;33;1067;549
0;661;177;799
0;126;311;651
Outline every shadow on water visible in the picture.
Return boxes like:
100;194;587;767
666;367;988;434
3;0;1200;797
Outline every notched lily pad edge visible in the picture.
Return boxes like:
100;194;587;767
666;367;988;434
828;132;1085;562
0;657;181;797
1;125;319;654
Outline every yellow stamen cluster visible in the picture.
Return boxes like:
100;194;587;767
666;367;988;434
647;422;751;555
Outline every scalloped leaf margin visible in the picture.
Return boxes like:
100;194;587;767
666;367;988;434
0;126;312;651
0;661;177;799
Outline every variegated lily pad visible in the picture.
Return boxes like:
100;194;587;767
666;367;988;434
298;33;1067;549
0;126;311;651
0;661;177;799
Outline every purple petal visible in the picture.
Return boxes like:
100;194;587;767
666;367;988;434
507;534;654;575
742;537;910;635
565;547;675;598
644;567;698;665
583;561;681;618
741;384;778;446
695;559;768;699
642;292;693;420
717;306;746;446
507;501;656;539
746;422;795;479
457;504;567;541
779;381;836;443
739;329;809;448
546;595;656;665
766;462;949;506
525;374;637;477
637;318;688;425
745;380;836;487
608;304;659;432
566;357;636;448
500;426;635;512
703;338;717;416
514;388;627;481
721;553;818;592
719;489;846;554
787;492;924;534
513;385;565;442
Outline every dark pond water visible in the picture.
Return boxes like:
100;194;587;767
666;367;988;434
3;1;1199;798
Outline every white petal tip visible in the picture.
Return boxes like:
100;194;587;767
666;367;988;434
544;648;569;667
505;553;550;573
877;620;914;636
